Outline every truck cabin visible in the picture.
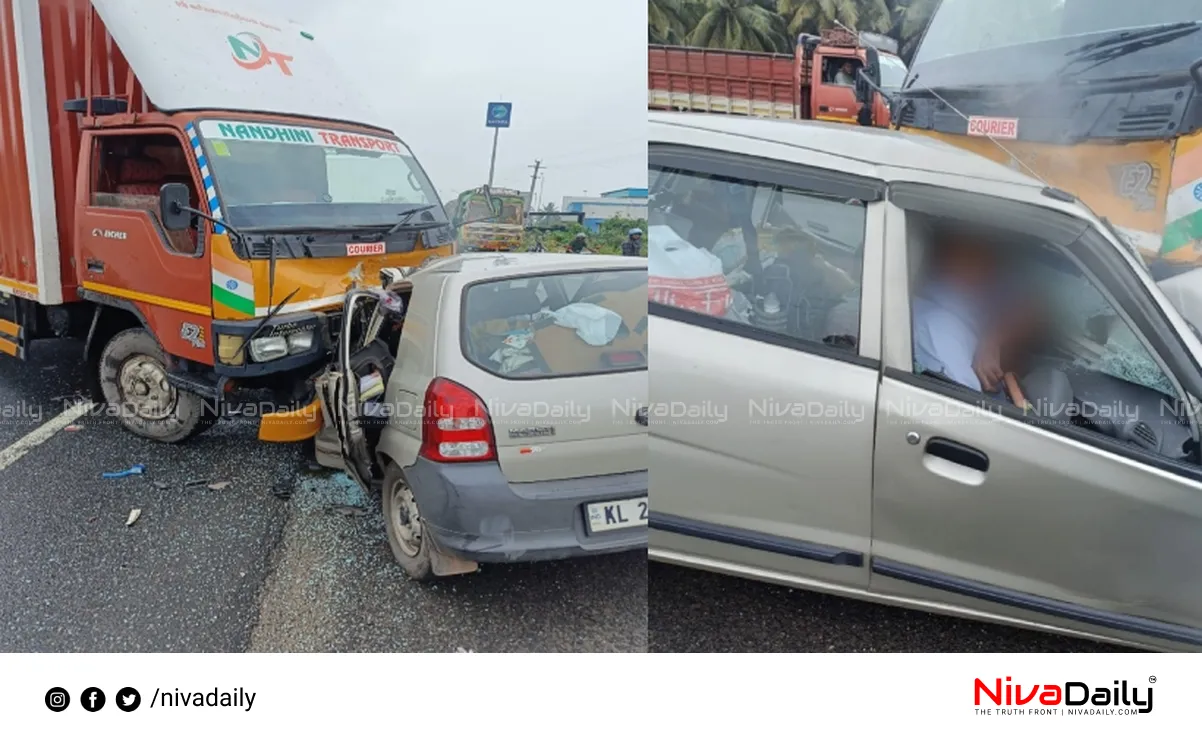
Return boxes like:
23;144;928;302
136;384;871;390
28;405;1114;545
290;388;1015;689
896;0;1202;138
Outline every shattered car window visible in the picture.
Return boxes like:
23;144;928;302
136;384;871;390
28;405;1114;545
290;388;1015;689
1038;266;1176;397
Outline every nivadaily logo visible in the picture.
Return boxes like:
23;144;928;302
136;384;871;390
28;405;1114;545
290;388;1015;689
228;32;293;76
975;676;1154;716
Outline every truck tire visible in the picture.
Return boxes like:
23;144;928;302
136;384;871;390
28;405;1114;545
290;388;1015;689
381;462;435;581
98;328;215;444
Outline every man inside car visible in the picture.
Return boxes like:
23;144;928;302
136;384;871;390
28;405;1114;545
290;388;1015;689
912;228;1042;398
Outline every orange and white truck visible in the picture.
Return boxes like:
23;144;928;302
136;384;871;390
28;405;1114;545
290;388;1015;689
0;0;454;443
648;28;906;126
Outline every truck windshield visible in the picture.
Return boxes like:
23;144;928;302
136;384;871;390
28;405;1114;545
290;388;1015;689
498;200;523;223
910;0;1202;85
196;119;445;231
879;55;908;90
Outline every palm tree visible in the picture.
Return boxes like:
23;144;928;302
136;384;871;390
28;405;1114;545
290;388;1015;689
891;0;940;59
649;0;697;45
686;0;788;53
778;0;893;38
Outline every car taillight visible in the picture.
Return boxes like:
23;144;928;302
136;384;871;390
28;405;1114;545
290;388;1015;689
420;378;496;462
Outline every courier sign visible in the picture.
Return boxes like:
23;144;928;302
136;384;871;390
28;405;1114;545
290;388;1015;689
228;32;294;76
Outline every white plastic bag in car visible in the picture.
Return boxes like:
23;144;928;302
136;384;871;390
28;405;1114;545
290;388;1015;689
648;224;732;316
545;303;622;346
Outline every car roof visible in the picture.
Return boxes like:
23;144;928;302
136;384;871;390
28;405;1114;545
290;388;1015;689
426;252;645;280
648;112;1043;191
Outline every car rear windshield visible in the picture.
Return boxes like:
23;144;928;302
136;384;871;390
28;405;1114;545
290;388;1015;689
461;269;648;379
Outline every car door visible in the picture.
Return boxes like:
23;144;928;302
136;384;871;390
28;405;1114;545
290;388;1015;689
647;143;885;589
871;182;1202;649
320;287;382;493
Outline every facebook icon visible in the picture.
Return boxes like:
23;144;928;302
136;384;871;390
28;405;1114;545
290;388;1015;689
81;687;106;712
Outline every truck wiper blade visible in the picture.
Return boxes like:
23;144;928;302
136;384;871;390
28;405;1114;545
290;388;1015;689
380;205;439;237
1055;22;1200;78
1063;21;1198;58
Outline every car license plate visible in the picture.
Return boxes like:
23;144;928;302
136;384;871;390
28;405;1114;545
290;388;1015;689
586;496;648;533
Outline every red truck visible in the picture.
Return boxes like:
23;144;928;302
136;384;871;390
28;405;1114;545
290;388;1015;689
0;0;453;444
648;28;907;126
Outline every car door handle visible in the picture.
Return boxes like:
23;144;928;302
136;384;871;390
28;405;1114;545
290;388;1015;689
924;437;989;473
819;105;830;112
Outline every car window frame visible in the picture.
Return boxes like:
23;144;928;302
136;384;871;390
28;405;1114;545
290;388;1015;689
882;182;1202;477
648;142;886;370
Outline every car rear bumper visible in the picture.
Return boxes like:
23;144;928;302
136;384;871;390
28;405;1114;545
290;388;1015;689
403;457;647;563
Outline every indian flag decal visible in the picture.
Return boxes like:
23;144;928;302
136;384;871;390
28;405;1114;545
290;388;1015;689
1162;135;1202;255
212;253;255;317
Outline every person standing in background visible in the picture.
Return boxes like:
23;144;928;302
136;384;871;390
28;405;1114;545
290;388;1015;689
621;228;643;256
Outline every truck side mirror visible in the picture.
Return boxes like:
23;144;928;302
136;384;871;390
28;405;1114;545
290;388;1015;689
855;47;882;105
159;183;191;231
854;70;871;104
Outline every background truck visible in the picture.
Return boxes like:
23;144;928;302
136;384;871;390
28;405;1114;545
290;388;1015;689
447;186;525;251
648;28;907;126
890;1;1202;274
0;0;454;443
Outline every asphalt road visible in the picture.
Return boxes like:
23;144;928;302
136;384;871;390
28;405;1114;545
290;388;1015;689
0;340;645;652
647;563;1120;652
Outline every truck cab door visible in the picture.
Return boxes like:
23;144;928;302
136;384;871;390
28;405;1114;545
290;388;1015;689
813;50;862;124
78;129;212;364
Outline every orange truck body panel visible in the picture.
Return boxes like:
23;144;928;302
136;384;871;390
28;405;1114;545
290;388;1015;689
0;0;129;302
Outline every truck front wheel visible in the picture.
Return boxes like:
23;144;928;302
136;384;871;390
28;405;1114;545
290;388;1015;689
98;328;215;444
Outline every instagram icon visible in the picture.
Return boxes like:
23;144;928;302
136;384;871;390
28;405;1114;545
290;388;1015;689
44;687;70;712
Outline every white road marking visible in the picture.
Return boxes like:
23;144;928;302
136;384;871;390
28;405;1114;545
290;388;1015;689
0;401;94;472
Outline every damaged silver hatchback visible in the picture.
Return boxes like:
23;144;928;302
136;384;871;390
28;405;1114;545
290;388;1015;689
315;253;649;580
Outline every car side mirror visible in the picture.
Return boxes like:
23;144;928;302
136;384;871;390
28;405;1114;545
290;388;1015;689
159;183;191;231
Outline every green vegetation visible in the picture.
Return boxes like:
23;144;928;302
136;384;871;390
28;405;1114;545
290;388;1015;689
649;0;938;59
521;216;649;256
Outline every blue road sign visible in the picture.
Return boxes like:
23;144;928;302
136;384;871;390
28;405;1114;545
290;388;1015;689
486;102;512;128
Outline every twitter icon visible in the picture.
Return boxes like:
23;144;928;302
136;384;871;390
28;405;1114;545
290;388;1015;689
116;687;141;712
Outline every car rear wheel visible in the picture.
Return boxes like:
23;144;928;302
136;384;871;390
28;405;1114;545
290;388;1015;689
382;462;434;581
98;328;215;444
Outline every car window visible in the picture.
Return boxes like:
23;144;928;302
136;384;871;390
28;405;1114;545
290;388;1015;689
906;212;1183;454
1034;259;1176;397
461;269;648;379
648;164;867;352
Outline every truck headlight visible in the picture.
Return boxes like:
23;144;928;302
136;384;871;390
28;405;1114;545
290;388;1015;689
249;336;288;362
287;330;315;353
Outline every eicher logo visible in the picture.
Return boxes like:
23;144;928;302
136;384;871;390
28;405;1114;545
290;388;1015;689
974;676;1154;716
228;32;294;76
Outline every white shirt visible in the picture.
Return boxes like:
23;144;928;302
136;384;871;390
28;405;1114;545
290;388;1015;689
912;284;982;392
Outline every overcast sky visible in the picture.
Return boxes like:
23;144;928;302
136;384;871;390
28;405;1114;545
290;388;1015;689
283;0;646;208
